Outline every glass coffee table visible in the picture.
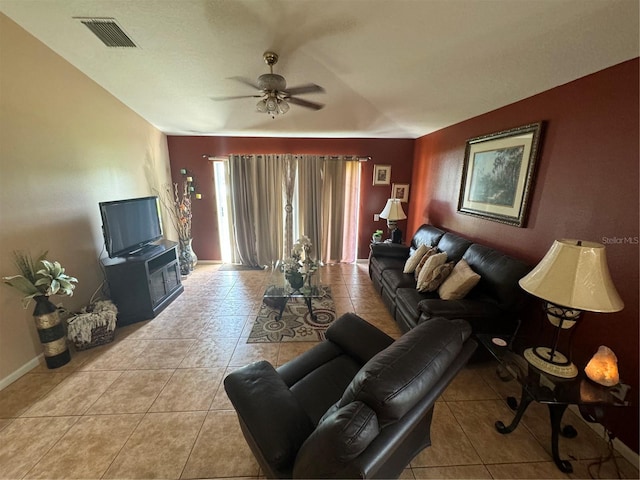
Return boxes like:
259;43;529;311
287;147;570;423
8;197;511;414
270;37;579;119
263;270;324;321
477;334;631;473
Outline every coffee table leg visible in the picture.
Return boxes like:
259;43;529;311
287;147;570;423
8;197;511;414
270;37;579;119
303;295;316;320
549;404;573;473
495;386;533;434
275;297;288;321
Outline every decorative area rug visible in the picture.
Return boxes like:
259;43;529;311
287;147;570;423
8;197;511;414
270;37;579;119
247;287;336;343
218;264;265;271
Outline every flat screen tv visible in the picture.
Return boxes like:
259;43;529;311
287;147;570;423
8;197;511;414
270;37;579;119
99;196;163;258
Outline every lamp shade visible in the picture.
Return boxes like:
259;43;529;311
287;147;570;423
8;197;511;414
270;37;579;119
379;199;407;221
519;239;623;312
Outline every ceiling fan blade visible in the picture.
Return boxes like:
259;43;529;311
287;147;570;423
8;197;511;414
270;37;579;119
228;76;261;90
288;96;325;110
284;83;325;96
211;94;263;101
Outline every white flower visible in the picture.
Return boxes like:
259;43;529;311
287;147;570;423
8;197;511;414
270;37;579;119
297;235;312;247
282;236;318;278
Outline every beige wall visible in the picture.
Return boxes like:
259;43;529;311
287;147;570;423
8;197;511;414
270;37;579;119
0;15;173;382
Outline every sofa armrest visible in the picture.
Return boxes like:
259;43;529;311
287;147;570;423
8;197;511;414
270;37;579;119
417;298;503;321
370;242;410;259
326;313;395;364
224;361;315;475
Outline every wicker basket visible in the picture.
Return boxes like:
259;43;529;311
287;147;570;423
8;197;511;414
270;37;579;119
67;300;117;350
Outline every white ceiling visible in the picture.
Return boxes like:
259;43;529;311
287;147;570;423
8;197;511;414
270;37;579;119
1;0;638;139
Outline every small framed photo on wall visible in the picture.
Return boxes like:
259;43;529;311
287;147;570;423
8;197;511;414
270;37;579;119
373;165;391;185
392;183;410;202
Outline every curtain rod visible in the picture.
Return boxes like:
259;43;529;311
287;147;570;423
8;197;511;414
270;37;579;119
203;154;370;162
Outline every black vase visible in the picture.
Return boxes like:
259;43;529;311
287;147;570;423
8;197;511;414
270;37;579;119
33;296;71;369
286;272;304;290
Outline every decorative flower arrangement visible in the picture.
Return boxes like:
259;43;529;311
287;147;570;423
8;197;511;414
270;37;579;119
282;236;318;289
157;177;199;275
2;251;78;308
157;178;194;242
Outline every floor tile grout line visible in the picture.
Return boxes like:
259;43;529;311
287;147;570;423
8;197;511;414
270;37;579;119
175;410;209;480
20;414;82;480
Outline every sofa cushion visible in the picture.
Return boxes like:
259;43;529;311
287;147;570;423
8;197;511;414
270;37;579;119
382;269;417;293
462;243;531;311
338;317;471;426
371;256;406;277
395;288;436;329
439;260;481;300
370;256;407;292
435;232;472;262
416;252;447;290
411;225;446;253
403;244;428;273
418;261;455;293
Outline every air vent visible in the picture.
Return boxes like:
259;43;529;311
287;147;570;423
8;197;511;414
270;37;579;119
75;17;137;48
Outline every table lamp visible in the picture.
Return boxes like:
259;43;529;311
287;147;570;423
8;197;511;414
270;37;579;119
518;239;623;378
379;198;406;243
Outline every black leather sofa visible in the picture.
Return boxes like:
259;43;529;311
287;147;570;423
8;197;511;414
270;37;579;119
224;312;476;479
369;224;531;337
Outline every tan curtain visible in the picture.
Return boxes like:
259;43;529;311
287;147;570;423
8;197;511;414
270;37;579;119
296;155;323;260
228;154;284;267
322;159;360;263
296;155;361;264
228;155;258;266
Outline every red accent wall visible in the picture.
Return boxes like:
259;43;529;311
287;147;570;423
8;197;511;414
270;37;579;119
410;59;639;452
166;137;414;260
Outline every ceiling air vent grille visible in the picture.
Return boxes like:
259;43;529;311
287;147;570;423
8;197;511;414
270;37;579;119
76;18;137;48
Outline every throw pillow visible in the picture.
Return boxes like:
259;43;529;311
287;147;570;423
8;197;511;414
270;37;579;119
416;252;447;290
403;244;428;273
438;259;481;300
414;247;439;280
417;261;455;292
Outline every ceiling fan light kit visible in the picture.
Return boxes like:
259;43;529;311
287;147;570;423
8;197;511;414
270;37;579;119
213;51;325;117
256;93;290;117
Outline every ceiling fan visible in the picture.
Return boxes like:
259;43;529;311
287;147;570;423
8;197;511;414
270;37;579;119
212;51;325;117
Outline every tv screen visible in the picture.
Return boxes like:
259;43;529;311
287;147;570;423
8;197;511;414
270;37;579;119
99;196;163;258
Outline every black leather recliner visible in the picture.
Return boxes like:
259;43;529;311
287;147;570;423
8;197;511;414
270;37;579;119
224;313;477;479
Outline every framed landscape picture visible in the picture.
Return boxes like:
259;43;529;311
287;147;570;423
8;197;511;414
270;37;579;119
392;183;409;202
373;165;391;185
457;122;543;227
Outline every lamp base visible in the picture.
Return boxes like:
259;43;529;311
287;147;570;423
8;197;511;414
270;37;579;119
524;347;578;378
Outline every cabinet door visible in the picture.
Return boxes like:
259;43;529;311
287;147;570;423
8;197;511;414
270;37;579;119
165;262;180;293
149;269;168;305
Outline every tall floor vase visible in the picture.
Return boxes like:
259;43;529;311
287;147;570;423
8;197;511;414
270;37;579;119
33;296;71;369
178;238;198;275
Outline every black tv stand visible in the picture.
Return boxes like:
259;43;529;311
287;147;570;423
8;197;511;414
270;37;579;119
102;239;183;325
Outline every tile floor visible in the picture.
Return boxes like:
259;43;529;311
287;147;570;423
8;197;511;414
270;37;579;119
0;263;637;479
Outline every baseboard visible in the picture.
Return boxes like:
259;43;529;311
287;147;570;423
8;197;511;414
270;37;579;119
0;354;42;391
568;405;639;469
